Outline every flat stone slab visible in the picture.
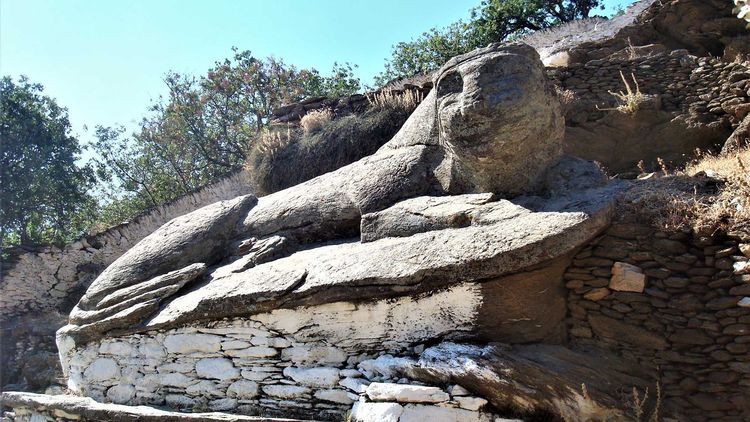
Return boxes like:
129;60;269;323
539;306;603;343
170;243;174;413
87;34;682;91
365;383;450;403
142;187;615;334
0;391;314;421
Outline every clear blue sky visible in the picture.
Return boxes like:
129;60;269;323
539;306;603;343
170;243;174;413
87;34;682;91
1;0;632;151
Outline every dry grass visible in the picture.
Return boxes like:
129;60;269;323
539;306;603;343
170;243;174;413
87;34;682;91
300;108;332;134
620;148;750;235
367;89;423;111
245;106;411;195
565;383;662;422
607;71;646;114
555;86;578;116
254;125;295;159
630;384;661;422
685;149;750;230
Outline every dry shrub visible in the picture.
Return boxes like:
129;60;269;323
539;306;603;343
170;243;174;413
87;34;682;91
555;86;577;115
565;383;662;422
254;125;294;159
607;71;645;114
300;108;332;134
246;106;411;195
685;149;750;229
629;384;661;422
367;89;423;111
620;148;750;235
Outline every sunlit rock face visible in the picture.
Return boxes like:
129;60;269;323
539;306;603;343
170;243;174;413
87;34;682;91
433;43;564;195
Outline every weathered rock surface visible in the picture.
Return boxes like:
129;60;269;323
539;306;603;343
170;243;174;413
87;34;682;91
61;42;613;350
723;113;750;153
141;188;612;336
241;43;563;247
564;111;731;173
431;43;564;195
77;195;257;310
539;0;747;65
282;367;340;388
365;383;450;404
398;342;654;421
70;263;207;326
360;193;497;242
351;401;404;422
609;262;646;292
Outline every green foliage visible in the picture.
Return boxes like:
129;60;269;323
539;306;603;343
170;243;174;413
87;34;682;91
0;76;96;248
375;0;603;84
471;0;603;41
374;21;483;86
314;62;362;97
92;49;360;228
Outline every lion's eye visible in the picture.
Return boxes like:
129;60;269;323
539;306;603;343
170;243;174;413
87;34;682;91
437;71;463;97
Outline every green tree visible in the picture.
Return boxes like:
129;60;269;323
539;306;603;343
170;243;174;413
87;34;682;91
0;76;96;248
92;49;361;226
375;0;602;85
375;21;481;86
471;0;602;41
319;62;361;97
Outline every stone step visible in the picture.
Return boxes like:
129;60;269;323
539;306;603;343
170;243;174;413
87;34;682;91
0;392;317;422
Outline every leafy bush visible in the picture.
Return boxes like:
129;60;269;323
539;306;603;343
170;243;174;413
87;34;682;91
1;76;96;248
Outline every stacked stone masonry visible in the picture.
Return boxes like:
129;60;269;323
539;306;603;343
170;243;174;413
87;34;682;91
63;315;502;421
565;222;750;422
548;52;750;125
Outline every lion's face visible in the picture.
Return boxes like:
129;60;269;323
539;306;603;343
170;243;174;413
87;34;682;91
433;44;563;195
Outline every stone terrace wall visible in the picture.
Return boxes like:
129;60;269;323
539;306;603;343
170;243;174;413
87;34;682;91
548;52;750;123
0;170;252;320
564;222;750;421
61;284;498;421
547;51;750;171
270;80;432;126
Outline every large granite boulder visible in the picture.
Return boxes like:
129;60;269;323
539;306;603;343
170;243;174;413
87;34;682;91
55;42;632;420
65;43;569;338
76;196;257;311
431;43;563;195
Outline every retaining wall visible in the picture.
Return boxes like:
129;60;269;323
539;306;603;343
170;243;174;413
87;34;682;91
565;221;750;421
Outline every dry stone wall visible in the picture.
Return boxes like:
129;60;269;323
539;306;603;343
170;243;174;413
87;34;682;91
564;221;750;422
270;81;431;126
549;51;750;122
61;284;499;421
548;51;750;172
